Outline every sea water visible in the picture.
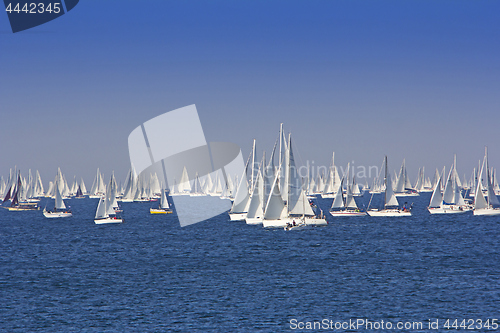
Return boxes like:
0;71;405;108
1;193;499;332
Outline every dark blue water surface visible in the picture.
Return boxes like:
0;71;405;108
1;193;499;332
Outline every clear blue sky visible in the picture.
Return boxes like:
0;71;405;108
1;0;499;187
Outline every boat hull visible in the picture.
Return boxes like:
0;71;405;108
229;212;247;221
94;217;123;224
263;217;327;228
150;208;172;214
330;210;367;217
473;208;500;216
428;206;471;214
43;211;72;218
367;209;411;217
245;217;263;225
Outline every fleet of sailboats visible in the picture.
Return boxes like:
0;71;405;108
2;128;500;226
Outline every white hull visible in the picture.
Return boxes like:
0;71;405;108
304;218;328;226
263;217;327;228
321;193;336;198
43;211;72;218
367;209;412;217
330;210;367;217
473;208;500;216
245;217;263;225
94;217;123;224
428;206;471;214
229;212;247;221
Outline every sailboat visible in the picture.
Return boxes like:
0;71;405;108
228;146;253;221
190;173;205;196
89;168;106;198
427;157;471;214
150;188;173;214
43;180;72;218
262;133;327;228
4;171;39;211
473;147;500;216
394;159;419;196
321;152;341;198
367;156;412;217
94;195;123;224
329;171;367;216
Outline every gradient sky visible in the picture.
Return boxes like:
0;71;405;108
1;0;499;187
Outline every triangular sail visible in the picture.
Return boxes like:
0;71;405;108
264;169;286;220
442;167;455;204
475;182;488;210
345;178;358;209
54;182;66;210
384;158;399;207
429;175;443;208
160;189;170;209
178;166;191;193
95;196;108;219
246;168;264;219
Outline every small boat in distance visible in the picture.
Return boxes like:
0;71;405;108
473;147;500;216
43;179;72;218
330;171;367;217
4;171;39;211
150;189;172;214
367;156;412;217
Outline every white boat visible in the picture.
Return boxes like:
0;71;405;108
428;155;471;214
321;152;341;198
150;188;172;214
43;179;72;218
4;171;39;211
94;176;123;224
89;168;106;198
94;196;123;224
473;147;500;216
263;132;327;228
190;173;205;197
394;159;419;197
121;166;137;202
367;156;412;217
330;166;366;217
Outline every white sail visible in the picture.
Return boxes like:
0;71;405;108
54;182;66;210
80;177;87;195
395;160;405;193
230;167;250;214
345;178;358;209
191;173;204;195
177;166;191;193
385;168;399;207
160;189;170;209
95;196;108;219
429;175;443;208
442;167;455;204
246;168;264;219
289;187;314;216
331;177;345;209
474;182;488;210
264;169;286;220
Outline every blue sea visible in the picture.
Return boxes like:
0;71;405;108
1;193;499;332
